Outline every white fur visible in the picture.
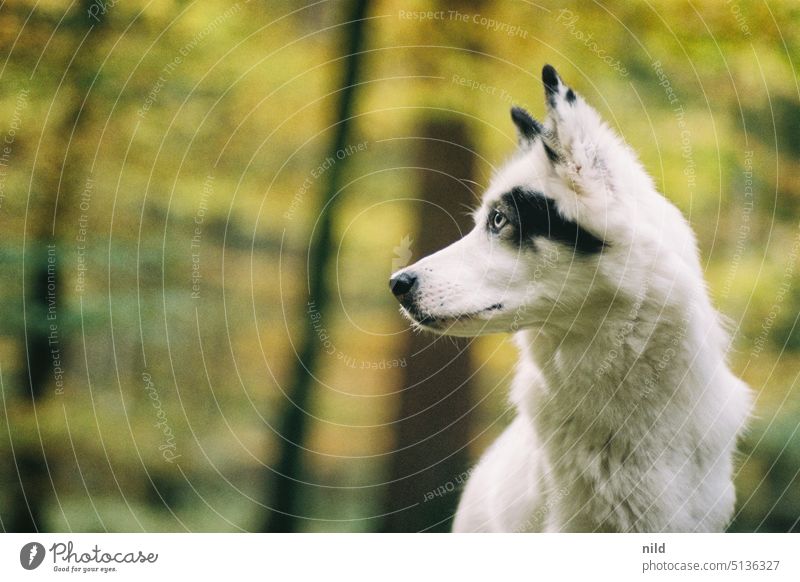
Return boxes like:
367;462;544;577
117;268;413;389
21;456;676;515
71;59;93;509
392;67;751;532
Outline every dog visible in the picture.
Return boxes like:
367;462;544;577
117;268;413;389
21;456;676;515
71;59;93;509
389;65;752;532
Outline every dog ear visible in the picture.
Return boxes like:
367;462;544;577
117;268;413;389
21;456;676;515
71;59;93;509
539;64;621;198
542;64;576;111
510;106;542;147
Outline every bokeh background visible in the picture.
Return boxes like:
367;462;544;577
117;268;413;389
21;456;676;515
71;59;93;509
0;0;798;532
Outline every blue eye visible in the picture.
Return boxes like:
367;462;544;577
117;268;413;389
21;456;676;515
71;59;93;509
490;210;507;231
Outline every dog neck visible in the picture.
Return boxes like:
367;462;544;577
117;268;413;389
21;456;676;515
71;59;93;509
507;288;741;531
511;290;725;436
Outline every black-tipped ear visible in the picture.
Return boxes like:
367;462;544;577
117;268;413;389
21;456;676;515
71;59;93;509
510;106;541;145
542;64;562;106
542;64;560;91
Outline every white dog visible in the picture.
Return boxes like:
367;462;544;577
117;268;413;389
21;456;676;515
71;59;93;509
389;65;752;532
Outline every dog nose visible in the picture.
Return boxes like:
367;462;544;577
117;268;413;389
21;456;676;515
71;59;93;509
389;271;417;299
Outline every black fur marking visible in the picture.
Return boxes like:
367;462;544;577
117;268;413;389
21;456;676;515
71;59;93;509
542;64;560;105
510;106;541;143
499;187;605;254
566;88;576;103
543;142;561;164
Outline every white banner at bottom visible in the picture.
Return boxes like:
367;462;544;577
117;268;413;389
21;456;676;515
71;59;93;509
0;533;796;581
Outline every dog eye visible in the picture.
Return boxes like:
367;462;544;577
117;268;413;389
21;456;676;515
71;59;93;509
490;210;507;231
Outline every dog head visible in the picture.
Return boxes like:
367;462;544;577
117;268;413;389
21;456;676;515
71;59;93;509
390;65;691;337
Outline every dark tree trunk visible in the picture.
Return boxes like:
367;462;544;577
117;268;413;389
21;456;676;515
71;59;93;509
383;119;479;532
6;1;105;533
262;0;369;533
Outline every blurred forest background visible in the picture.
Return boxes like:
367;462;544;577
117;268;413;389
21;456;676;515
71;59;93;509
0;0;798;532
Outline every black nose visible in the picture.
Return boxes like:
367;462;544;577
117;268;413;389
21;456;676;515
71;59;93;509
389;271;417;299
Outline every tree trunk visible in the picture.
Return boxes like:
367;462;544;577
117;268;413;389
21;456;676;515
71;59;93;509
6;1;105;532
383;118;478;532
262;0;369;533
